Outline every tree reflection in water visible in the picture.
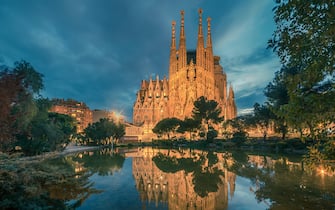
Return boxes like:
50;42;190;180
45;148;125;208
72;148;125;176
227;153;335;210
0;156;101;209
134;148;335;210
153;151;224;197
3;148;333;209
133;148;232;210
42;158;102;209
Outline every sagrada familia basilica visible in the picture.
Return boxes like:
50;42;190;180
133;9;237;130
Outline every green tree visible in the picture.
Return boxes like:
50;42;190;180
152;151;223;198
251;103;276;140
72;149;125;176
152;117;181;140
264;70;289;139
0;69;23;150
268;0;335;140
192;96;223;140
17;99;77;155
0;60;44;152
83;118;117;145
226;116;250;146
111;123;125;143
177;117;201;140
11;61;44;131
0;156;100;209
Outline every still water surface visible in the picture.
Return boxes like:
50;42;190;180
49;147;335;209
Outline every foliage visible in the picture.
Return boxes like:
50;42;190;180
226;116;250;134
152;117;182;139
12;60;44;96
235;156;335;210
72;149;125;176
0;158;100;209
249;103;276;140
192;96;223;140
192;167;223;197
225;116;250;146
206;127;218;142
177;117;201;140
16;99;77;156
264;69;289;139
152;151;223;197
231;131;248;146
152;153;182;173
0;61;78;156
82;118;125;145
268;0;335;140
0;61;44;152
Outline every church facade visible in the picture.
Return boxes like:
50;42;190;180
133;9;237;130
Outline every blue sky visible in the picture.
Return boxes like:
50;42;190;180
0;0;280;121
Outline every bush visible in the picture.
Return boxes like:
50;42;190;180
207;129;218;142
231;131;248;146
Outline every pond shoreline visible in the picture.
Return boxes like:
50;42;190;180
0;145;100;164
0;138;312;163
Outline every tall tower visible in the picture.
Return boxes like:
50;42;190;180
133;9;237;136
178;10;187;69
169;21;177;76
196;9;205;68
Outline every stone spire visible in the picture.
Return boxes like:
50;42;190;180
206;17;214;72
196;8;205;68
227;84;237;119
162;75;168;97
206;17;212;48
178;10;187;68
169;20;177;76
228;84;235;100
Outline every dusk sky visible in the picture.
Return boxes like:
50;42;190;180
0;0;280;121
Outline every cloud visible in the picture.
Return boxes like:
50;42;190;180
238;108;254;116
215;0;275;57
0;0;279;121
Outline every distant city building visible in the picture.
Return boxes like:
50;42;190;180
50;99;92;133
92;109;125;123
133;9;237;138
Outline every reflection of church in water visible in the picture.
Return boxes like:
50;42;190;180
132;148;236;210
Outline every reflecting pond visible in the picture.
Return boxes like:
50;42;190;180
12;148;335;209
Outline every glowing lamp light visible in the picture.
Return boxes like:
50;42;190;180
320;169;325;175
317;166;326;176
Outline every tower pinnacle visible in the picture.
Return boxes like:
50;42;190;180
180;10;185;38
179;10;187;68
206;17;212;47
169;20;177;76
206;17;213;72
196;8;204;67
198;8;203;36
171;20;176;49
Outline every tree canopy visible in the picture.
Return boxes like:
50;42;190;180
268;0;335;140
152;117;181;139
192;96;223;140
177;117;201;140
83;118;125;145
0;60;77;155
0;60;45;152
